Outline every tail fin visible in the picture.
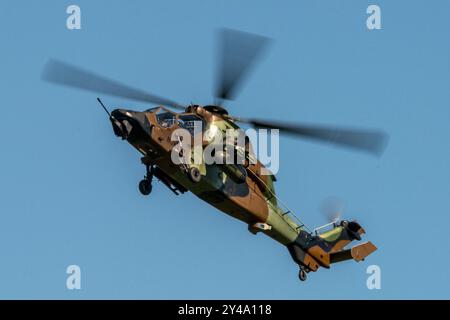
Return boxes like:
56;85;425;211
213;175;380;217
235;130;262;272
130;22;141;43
318;221;366;253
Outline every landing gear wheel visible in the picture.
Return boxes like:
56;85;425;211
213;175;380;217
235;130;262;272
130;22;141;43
138;164;154;196
188;167;201;183
139;179;152;196
298;269;308;282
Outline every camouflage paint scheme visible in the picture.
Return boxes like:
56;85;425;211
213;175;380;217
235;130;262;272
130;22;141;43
110;105;377;279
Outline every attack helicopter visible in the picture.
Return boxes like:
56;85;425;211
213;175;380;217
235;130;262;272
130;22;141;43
42;29;387;282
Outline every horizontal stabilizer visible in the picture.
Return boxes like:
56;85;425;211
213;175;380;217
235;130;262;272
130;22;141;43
330;241;377;264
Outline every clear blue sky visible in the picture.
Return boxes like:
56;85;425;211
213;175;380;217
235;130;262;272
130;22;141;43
1;0;449;299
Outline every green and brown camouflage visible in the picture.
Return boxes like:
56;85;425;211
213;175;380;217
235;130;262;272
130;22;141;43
110;104;377;281
42;29;385;281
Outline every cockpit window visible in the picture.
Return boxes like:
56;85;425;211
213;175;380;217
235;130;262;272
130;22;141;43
178;114;203;134
155;109;177;128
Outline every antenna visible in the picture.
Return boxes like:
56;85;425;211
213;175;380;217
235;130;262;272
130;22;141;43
97;97;111;117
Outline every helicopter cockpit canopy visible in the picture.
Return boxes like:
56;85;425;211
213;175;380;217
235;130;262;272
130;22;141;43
178;114;203;134
146;107;204;134
155;108;177;128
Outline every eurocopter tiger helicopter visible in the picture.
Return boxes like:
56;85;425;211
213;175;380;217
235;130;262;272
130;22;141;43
42;29;387;282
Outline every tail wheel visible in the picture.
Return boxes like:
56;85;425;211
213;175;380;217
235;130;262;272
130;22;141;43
188;167;202;183
298;269;308;282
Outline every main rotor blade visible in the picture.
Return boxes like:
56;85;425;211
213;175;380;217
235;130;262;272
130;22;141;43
42;59;185;110
231;117;389;156
215;29;271;101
